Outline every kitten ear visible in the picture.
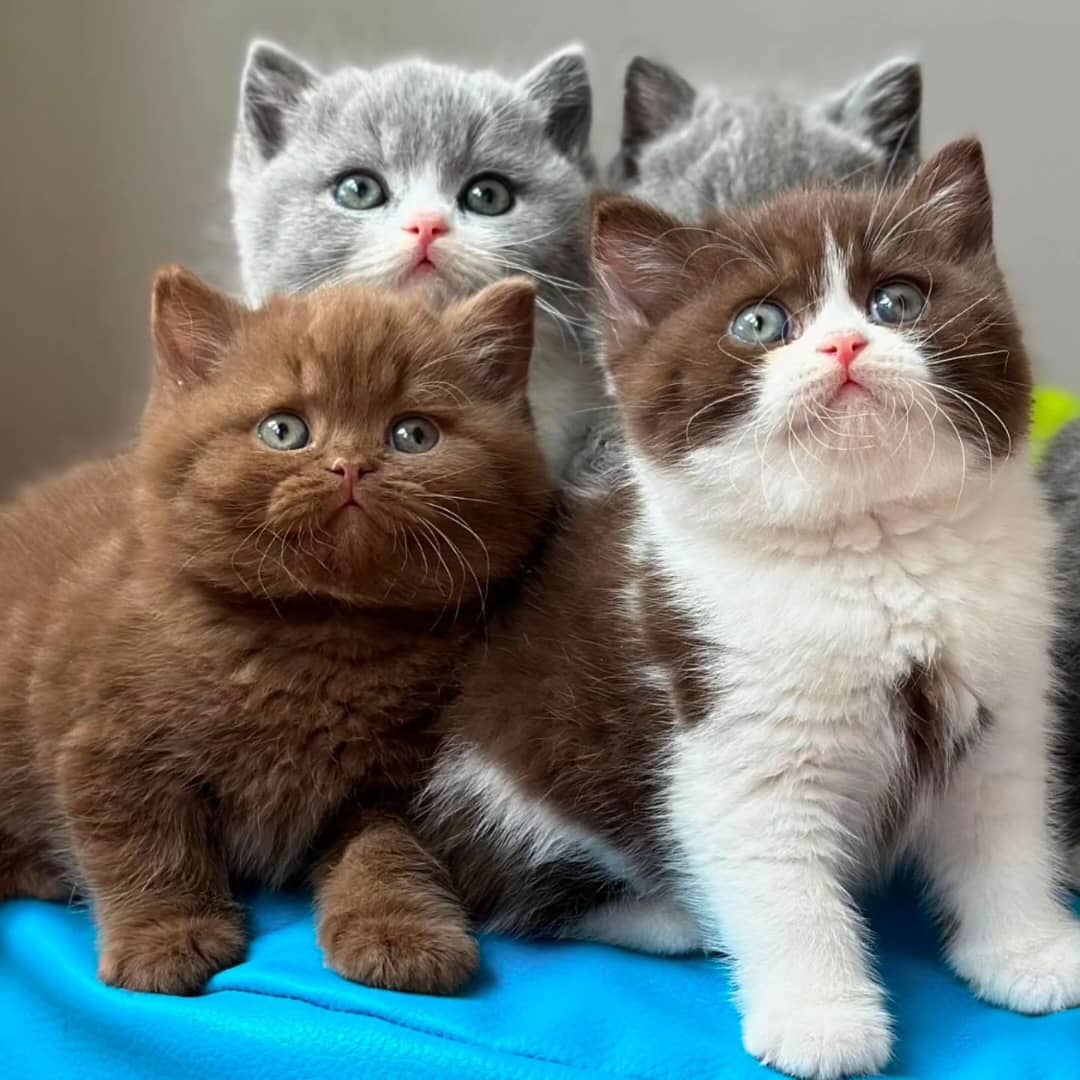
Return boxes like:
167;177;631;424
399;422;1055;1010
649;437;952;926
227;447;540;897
448;278;536;397
901;138;994;256
825;57;921;177
151;266;244;390
612;58;697;182
237;40;319;164
591;194;698;347
520;46;592;162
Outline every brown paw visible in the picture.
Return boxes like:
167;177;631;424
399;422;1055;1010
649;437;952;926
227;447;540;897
0;860;70;902
98;909;247;995
319;911;479;995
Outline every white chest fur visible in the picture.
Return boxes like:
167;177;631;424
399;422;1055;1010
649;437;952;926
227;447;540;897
643;459;1054;865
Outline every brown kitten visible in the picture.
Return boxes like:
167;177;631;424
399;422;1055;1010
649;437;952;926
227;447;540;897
422;141;1080;1079
0;268;549;996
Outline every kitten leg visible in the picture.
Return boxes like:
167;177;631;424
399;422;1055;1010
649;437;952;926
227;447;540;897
0;833;70;901
915;686;1080;1013
669;730;893;1080
59;731;246;995
314;809;478;994
560;892;705;956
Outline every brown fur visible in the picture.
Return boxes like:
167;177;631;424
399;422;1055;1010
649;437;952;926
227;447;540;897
594;139;1029;466
0;269;550;995
422;139;1027;933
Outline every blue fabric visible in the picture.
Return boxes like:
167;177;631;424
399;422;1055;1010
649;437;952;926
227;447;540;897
1;887;1078;1078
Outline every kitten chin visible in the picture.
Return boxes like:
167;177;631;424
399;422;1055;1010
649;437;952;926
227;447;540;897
0;269;550;997
420;140;1080;1080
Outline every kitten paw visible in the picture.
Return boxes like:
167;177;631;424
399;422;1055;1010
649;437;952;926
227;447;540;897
951;921;1080;1013
742;984;893;1079
319;911;478;995
99;909;247;995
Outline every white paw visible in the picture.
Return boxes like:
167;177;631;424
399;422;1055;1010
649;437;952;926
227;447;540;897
741;984;893;1079
951;920;1080;1014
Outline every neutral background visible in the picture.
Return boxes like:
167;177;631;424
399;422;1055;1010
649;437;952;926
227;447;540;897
2;0;1076;495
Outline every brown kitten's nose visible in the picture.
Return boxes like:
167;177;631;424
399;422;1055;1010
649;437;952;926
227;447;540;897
329;459;369;504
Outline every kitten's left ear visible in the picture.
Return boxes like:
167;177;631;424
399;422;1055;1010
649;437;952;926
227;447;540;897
520;46;592;163
902;137;994;256
151;266;245;390
448;279;536;397
825;57;921;177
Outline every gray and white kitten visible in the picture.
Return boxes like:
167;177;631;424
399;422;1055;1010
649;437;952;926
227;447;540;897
230;42;601;477
611;55;921;216
570;55;922;483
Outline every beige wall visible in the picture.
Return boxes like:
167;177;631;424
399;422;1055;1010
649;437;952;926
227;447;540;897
2;0;1077;495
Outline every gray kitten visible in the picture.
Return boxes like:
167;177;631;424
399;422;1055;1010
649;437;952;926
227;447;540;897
230;42;601;477
1037;421;1080;881
611;55;921;216
569;55;922;484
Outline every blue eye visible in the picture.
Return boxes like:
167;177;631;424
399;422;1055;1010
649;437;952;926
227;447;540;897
460;174;514;216
731;302;790;346
869;280;926;325
333;171;388;211
257;413;310;451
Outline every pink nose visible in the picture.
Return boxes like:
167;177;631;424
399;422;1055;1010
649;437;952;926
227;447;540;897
817;330;868;369
404;214;450;253
329;459;369;500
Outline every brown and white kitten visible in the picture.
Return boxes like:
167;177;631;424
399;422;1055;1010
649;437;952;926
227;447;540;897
421;140;1080;1078
0;269;549;996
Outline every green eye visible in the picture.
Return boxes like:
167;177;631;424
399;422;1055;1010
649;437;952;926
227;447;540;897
731;302;790;346
390;417;440;454
460;174;514;216
333;171;388;211
869;280;927;325
257;413;310;451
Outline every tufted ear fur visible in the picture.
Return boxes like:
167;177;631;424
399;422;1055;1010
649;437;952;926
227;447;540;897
519;46;593;164
151;266;244;391
236;40;320;165
824;57;922;177
447;278;536;398
612;57;697;182
896;137;993;257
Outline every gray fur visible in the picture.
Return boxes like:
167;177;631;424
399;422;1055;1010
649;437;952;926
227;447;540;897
230;41;602;476
611;56;922;218
1038;421;1080;851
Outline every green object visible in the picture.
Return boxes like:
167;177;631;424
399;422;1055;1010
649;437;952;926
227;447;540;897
1032;386;1080;460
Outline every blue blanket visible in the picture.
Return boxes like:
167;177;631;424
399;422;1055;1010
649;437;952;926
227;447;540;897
2;887;1078;1078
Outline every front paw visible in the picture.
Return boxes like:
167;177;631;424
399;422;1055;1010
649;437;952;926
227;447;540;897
742;981;893;1080
951;920;1080;1014
99;908;247;995
319;909;478;995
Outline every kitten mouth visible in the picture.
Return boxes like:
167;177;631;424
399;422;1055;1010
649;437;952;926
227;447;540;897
411;257;439;277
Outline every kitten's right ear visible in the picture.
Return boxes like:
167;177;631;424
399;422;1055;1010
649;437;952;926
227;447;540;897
238;40;319;163
825;58;921;177
448;279;536;397
151;266;244;390
591;194;698;349
520;47;592;164
612;58;696;182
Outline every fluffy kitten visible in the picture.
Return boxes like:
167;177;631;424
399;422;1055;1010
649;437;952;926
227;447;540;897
610;56;921;214
230;41;600;477
570;56;922;485
422;141;1080;1079
1038;420;1080;880
0;270;549;996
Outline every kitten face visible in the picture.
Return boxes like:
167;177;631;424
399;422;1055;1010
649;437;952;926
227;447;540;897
594;139;1030;526
611;57;922;218
231;43;593;321
142;271;548;607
